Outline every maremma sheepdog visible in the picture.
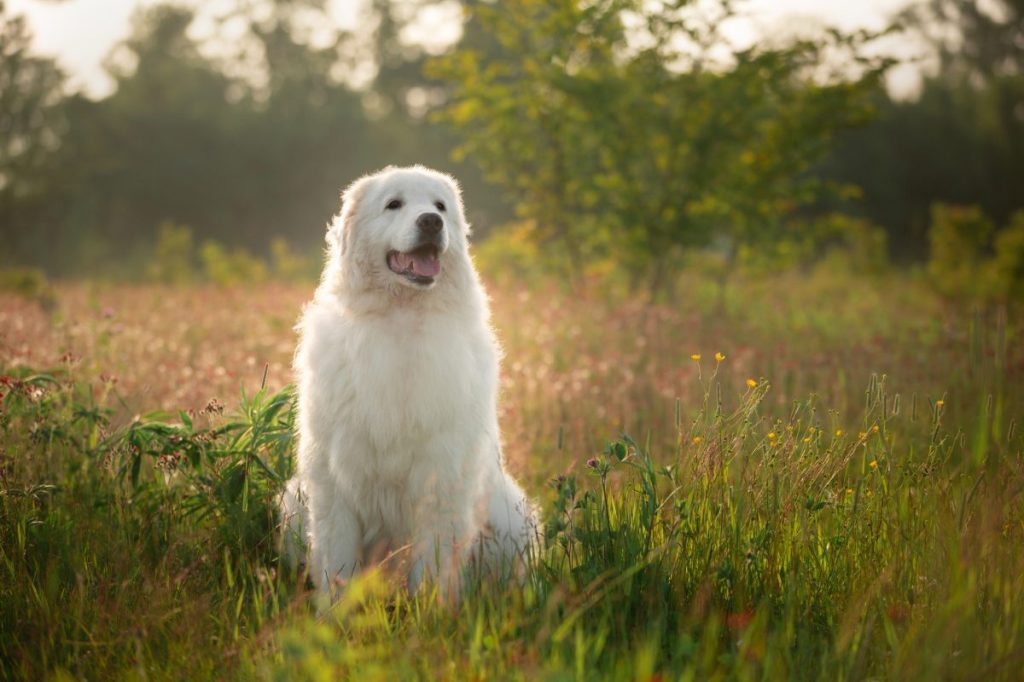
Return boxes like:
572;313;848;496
281;165;538;600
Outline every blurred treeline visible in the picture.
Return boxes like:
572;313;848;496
0;0;1022;285
1;0;508;276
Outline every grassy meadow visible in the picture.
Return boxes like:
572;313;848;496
1;263;1022;680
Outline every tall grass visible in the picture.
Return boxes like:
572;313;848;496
2;354;1021;679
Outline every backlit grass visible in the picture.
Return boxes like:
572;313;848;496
1;269;1022;679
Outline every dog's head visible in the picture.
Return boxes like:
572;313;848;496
327;166;470;294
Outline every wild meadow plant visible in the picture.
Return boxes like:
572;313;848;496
2;339;1021;679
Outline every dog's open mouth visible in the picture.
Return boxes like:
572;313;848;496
387;245;441;285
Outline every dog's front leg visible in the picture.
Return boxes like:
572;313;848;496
308;493;362;600
408;522;473;602
407;484;475;602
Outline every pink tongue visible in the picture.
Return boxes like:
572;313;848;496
410;252;440;278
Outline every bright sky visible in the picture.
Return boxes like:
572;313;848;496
8;0;926;98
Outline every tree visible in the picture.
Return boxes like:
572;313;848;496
823;0;1024;261
50;1;375;270
0;0;66;266
430;0;892;294
916;0;1024;225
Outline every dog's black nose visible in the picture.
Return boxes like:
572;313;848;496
417;212;443;236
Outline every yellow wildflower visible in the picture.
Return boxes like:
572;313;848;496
715;352;726;363
858;431;867;440
869;459;878;469
835;429;844;437
690;354;701;361
692;436;702;445
746;378;757;388
872;425;880;433
936;399;945;407
803;436;811;443
846;488;854;496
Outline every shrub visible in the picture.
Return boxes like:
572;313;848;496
927;204;1024;303
147;222;197;284
0;266;57;311
927;204;995;300
735;214;887;277
472;220;552;285
270;237;316;282
813;213;889;274
991;210;1024;302
200;241;269;286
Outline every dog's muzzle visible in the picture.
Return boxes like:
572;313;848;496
386;213;445;286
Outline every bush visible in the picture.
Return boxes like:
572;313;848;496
0;266;57;311
814;213;889;274
927;204;1024;303
927;204;994;300
270;237;316;282
200;241;269;286
147;222;197;284
991;211;1024;302
472;221;554;285
737;214;888;277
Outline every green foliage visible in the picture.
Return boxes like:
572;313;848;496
200;241;269;286
992;211;1024;302
927;204;993;299
477;212;889;294
431;0;892;291
824;0;1024;260
0;265;56;309
147;221;197;284
820;213;890;273
0;2;64;198
146;226;315;285
3;285;1023;679
112;385;295;565
1;0;1023;273
927;203;1024;303
258;359;1021;678
0;1;511;275
0;367;297;679
0;1;66;265
471;220;581;287
767;212;890;276
270;237;316;282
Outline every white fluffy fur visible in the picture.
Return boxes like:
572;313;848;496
281;166;537;599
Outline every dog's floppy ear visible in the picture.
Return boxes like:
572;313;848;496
327;173;376;255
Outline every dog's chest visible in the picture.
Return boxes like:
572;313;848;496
335;312;493;451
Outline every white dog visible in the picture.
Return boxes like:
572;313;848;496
281;166;537;599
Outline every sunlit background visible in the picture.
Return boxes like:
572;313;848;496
3;0;1020;277
9;0;923;99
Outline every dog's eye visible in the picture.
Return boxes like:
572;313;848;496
385;199;403;210
435;201;446;212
